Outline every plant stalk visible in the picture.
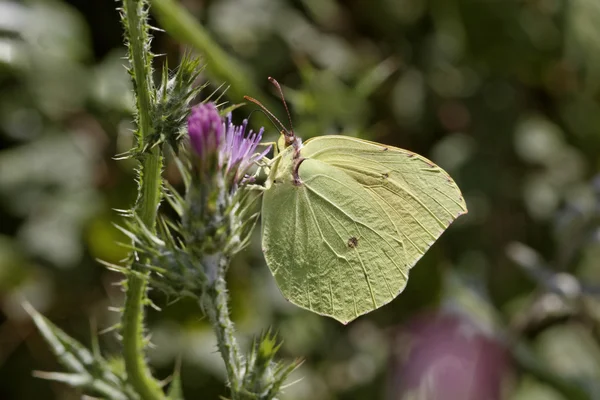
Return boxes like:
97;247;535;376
202;254;244;399
121;0;165;399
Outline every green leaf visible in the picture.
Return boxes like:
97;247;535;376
24;302;137;400
166;361;184;400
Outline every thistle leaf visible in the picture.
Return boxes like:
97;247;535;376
166;361;184;400
24;303;138;400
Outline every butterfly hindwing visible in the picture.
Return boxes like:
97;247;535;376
262;157;412;323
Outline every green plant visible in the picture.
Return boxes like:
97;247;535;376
27;1;297;399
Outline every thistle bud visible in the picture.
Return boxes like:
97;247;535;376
187;103;224;166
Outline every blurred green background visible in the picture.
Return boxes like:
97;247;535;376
1;0;600;399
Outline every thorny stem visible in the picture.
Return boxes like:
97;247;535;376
122;269;165;400
121;0;165;399
201;254;244;399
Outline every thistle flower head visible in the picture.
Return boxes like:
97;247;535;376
184;102;268;255
221;114;270;184
187;102;270;186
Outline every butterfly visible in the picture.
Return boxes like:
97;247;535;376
246;78;467;324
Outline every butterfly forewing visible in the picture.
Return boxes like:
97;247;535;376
302;136;467;254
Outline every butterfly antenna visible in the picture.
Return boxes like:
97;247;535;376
268;77;295;138
244;95;290;136
247;109;284;135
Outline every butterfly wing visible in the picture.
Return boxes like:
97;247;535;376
262;157;411;323
261;136;466;324
302;135;467;259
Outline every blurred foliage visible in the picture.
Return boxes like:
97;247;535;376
1;0;600;399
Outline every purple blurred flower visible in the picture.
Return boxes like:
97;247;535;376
388;312;509;400
187;102;270;185
188;103;224;159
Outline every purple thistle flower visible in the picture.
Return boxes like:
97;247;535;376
187;102;270;185
187;103;223;159
221;113;271;183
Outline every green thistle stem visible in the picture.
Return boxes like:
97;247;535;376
121;0;165;399
122;270;164;400
125;0;153;148
138;151;163;226
202;254;244;399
